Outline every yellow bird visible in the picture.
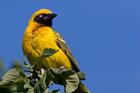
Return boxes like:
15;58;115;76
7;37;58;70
22;9;89;93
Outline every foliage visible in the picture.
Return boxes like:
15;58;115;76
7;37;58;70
0;48;87;93
0;65;84;93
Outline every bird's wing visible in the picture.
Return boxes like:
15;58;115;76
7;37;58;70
53;31;80;72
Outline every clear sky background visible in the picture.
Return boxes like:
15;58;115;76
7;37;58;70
0;0;140;93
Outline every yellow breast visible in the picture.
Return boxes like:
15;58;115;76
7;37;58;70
22;26;72;69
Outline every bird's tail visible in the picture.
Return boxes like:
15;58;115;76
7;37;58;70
73;82;90;93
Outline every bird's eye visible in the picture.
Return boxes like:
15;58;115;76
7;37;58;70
39;14;44;17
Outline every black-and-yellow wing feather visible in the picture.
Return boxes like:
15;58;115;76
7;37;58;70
54;31;80;72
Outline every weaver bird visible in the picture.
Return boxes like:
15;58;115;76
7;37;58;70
22;9;89;93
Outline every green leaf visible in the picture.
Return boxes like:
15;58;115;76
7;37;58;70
49;68;64;85
24;56;31;68
49;67;79;93
24;78;34;93
45;70;53;87
23;60;34;73
0;68;25;86
24;61;30;69
77;72;86;80
0;68;26;92
41;48;58;57
34;70;47;93
62;70;79;93
26;88;34;93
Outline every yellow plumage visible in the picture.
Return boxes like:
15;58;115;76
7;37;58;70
22;9;89;93
22;26;71;69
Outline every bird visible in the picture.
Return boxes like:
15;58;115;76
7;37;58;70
22;9;89;93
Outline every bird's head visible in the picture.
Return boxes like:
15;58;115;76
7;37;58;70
29;9;57;27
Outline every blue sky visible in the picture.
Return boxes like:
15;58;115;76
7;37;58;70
0;0;140;93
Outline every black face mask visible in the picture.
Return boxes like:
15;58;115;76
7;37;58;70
34;13;57;27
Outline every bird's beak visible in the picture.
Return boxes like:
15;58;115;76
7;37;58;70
43;13;57;21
